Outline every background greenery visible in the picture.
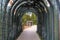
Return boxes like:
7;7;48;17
22;13;37;26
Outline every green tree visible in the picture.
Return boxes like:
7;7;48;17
22;12;37;25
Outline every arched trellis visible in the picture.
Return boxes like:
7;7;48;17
3;0;50;40
9;0;49;40
2;0;57;40
13;7;43;40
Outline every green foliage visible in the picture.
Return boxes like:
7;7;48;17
22;12;37;25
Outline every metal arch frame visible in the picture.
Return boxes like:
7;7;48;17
11;0;43;37
11;2;47;29
2;0;10;40
7;0;50;40
10;0;49;15
10;0;48;39
10;1;49;27
13;2;43;16
15;6;43;24
12;0;47;26
11;0;44;12
49;0;59;40
14;3;44;22
12;0;48;27
11;0;45;26
10;0;24;16
1;2;59;40
56;0;60;40
3;0;54;40
16;8;38;16
11;0;55;40
16;7;40;17
14;7;38;39
15;7;40;33
3;0;20;40
12;1;28;16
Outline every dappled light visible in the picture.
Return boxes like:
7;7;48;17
21;12;37;31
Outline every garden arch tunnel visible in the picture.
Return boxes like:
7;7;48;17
2;0;59;40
